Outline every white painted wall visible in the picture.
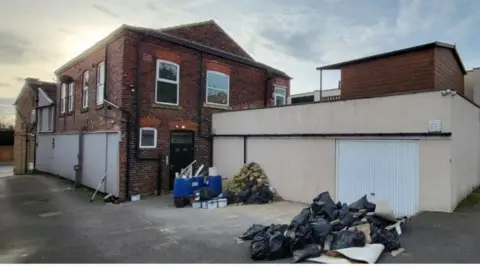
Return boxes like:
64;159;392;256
213;91;452;135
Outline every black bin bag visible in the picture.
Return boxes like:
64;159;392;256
311;192;337;220
250;232;270;260
348;195;376;213
330;230;366;250
309;217;332;245
240;224;268;240
292;244;322;263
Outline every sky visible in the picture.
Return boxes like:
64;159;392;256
1;0;480;122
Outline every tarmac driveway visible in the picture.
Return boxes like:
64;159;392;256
1;173;480;263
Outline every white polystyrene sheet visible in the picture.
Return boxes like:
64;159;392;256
308;244;385;264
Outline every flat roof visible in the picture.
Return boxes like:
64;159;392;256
316;41;466;74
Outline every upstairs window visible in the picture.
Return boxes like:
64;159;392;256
96;62;105;105
60;83;66;113
206;71;229;106
82;71;89;108
274;86;286;106
68;82;74;112
47;107;53;131
139;127;157;149
156;60;179;105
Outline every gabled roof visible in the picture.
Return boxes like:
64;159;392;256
14;78;56;105
55;23;290;79
317;41;466;74
39;83;57;103
157;20;254;60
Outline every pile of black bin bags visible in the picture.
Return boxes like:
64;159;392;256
239;192;402;263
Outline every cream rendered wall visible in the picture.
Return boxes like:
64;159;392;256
419;138;452;212
212;137;244;182
246;138;336;203
213;91;452;135
211;91;468;214
451;95;480;208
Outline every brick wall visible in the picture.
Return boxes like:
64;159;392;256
54;29;289;200
121;32;289;198
434;47;465;93
162;22;253;60
55;36;125;133
340;49;436;99
13;83;36;174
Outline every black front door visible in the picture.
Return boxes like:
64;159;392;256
169;131;195;190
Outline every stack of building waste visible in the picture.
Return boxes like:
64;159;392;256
238;192;406;263
222;162;277;205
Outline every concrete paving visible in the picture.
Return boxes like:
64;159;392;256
1;173;480;263
0;163;13;178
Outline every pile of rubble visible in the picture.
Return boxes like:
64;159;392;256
222;162;278;205
239;192;406;263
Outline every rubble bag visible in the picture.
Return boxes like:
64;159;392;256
309;217;332;245
292;244;322;263
240;224;268;240
348;195;376;213
370;226;401;251
311;192;337;221
331;204;354;231
267;231;291;260
330;230;366;250
250;232;270;260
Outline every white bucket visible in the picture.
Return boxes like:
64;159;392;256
208;167;218;176
192;201;202;209
217;198;227;208
130;194;141;201
201;201;209;208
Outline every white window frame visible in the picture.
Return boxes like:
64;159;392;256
155;59;180;106
60;83;66;113
82;71;89;108
139;127;157;149
274;86;286;106
206;71;230;106
68;82;74;112
47;107;53;131
96;62;105;105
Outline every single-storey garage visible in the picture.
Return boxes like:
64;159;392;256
211;90;480;216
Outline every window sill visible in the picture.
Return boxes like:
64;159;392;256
152;103;182;110
203;103;231;110
80;108;88;113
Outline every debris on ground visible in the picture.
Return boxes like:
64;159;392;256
223;162;278;205
239;192;407;263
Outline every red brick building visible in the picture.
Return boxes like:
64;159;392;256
54;20;290;200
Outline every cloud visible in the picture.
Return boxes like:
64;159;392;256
92;4;120;18
0;31;55;65
58;28;75;35
0;82;10;88
146;2;158;11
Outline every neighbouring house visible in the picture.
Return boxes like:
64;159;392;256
211;41;476;216
13;78;56;174
35;20;290;201
287;88;340;104
464;67;480;104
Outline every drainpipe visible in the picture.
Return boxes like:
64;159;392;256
130;37;161;200
264;69;273;107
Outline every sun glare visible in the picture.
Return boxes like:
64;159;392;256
71;29;111;56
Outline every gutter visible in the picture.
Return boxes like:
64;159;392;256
212;132;452;138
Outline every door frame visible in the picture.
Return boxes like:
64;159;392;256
168;130;196;189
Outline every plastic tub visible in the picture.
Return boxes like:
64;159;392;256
191;177;205;193
217;198;227;208
201;201;209;209
173;177;191;198
207;200;218;209
205;176;222;196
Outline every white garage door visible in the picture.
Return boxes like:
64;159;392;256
336;140;419;217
